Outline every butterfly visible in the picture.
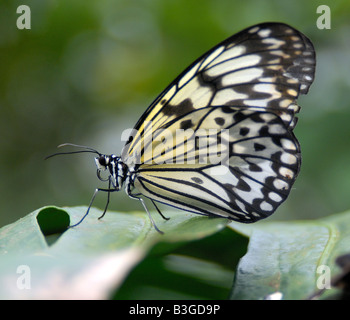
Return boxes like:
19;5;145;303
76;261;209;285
48;22;315;233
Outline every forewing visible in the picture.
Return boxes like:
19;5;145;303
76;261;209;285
123;22;315;165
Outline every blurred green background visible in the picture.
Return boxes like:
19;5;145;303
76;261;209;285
1;0;350;228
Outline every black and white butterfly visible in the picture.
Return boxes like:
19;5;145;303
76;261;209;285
49;22;315;233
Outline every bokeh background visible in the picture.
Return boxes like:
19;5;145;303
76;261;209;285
1;0;350;228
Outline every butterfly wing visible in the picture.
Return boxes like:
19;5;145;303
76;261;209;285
131;108;300;222
123;22;315;165
122;22;315;222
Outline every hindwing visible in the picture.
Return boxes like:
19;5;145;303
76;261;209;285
131;108;300;221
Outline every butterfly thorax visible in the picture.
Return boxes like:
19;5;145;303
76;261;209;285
95;154;128;191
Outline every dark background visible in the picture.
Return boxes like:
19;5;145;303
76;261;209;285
1;0;350;227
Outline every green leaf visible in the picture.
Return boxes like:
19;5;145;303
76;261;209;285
229;210;350;300
0;206;228;299
114;227;248;299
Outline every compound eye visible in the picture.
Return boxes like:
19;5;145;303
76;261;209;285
98;156;107;167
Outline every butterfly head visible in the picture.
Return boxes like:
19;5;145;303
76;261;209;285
46;143;128;191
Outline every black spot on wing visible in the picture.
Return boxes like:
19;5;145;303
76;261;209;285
180;119;194;130
214;117;225;126
239;127;250;136
162;99;195;117
191;177;204;184
254;143;266;152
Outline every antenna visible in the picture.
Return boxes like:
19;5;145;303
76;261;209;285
45;143;101;160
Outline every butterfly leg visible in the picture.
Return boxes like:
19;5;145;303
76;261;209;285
126;180;165;233
151;199;170;221
98;178;112;220
138;197;164;234
69;187;100;228
70;179;117;228
127;193;164;234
